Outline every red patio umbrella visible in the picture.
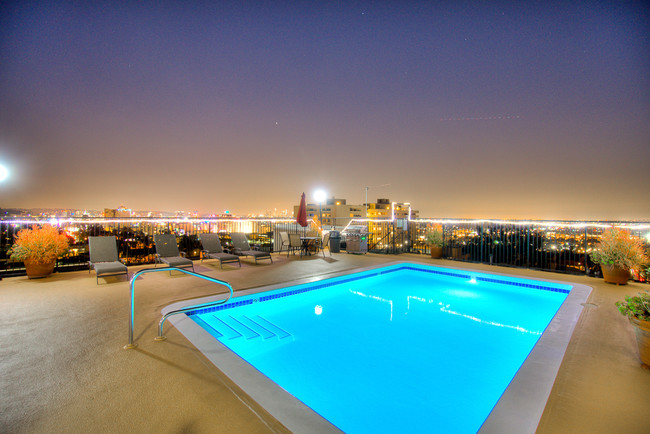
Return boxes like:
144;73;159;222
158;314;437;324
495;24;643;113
296;192;308;227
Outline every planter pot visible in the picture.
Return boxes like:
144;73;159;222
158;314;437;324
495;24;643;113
430;246;443;259
629;317;650;368
601;263;630;285
24;258;55;279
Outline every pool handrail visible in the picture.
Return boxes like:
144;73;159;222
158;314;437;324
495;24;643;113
125;267;233;349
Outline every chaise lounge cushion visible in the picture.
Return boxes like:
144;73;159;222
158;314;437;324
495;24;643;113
244;250;270;259
158;256;194;268
93;261;128;276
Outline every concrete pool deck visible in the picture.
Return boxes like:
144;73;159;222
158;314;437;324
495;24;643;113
1;253;649;433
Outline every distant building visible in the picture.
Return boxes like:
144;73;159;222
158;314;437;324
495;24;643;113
104;205;132;218
366;198;392;218
366;198;419;219
293;197;419;227
262;208;290;218
293;197;365;228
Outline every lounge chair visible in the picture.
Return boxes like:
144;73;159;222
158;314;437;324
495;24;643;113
199;233;241;268
230;233;273;264
153;234;194;271
88;236;128;284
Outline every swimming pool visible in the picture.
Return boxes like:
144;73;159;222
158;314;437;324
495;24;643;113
164;262;591;433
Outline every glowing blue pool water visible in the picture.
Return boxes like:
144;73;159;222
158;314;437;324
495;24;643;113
188;264;571;433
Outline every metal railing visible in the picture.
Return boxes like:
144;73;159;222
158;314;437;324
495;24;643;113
411;220;649;278
0;217;305;276
1;217;648;281
125;266;233;349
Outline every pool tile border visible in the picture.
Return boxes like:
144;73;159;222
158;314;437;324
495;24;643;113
190;264;570;317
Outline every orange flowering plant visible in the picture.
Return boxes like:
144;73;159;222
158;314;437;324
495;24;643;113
590;227;649;270
8;224;70;264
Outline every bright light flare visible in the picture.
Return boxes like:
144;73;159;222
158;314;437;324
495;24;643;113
314;189;327;203
0;163;8;182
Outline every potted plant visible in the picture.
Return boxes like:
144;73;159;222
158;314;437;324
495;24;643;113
615;291;650;368
8;224;70;279
590;227;649;285
425;225;444;259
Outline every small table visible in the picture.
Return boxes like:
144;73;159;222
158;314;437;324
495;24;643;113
299;236;320;257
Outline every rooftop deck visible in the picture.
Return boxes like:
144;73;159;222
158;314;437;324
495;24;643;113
1;252;648;433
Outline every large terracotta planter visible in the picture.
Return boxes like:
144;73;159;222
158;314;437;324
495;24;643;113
630;317;650;368
24;258;55;279
601;263;630;285
430;246;442;259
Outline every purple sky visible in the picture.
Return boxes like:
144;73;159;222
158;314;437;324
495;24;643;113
1;1;648;219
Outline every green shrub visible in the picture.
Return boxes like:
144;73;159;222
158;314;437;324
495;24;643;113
615;291;650;321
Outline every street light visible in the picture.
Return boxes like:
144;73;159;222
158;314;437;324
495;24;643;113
314;189;326;228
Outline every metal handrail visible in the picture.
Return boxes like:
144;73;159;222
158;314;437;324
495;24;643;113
124;267;233;349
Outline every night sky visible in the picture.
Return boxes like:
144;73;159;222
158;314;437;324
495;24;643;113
1;1;648;219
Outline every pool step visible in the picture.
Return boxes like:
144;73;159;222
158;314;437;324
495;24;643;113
252;315;292;340
206;316;242;340
206;314;292;341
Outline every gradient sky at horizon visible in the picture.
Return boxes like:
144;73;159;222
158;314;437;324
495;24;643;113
1;1;648;220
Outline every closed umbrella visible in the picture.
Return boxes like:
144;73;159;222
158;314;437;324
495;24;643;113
296;192;308;227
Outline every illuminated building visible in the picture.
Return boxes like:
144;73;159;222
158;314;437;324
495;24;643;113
104;205;133;218
366;199;419;219
293;197;365;228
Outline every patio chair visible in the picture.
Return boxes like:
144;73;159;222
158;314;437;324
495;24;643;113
88;236;128;284
288;233;303;257
320;232;331;257
230;233;273;264
199;233;241;268
277;232;290;255
153;234;194;272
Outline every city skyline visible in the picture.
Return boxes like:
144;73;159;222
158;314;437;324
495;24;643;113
1;2;648;220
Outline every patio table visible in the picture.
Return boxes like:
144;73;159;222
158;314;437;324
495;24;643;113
299;236;320;256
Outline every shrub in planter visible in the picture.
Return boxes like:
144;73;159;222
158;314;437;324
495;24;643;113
8;224;70;278
425;225;444;258
616;291;650;367
590;228;649;285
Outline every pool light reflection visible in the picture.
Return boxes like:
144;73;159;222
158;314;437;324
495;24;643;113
438;302;541;335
